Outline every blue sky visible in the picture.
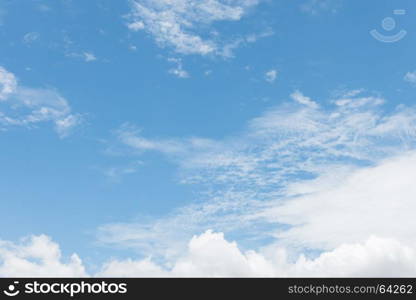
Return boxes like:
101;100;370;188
2;0;416;276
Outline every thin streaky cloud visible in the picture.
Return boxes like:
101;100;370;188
0;66;81;137
99;90;416;258
126;0;261;56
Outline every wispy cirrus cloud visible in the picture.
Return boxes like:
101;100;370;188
0;66;82;137
126;0;263;56
98;90;416;261
0;66;17;100
0;4;6;26
300;0;342;15
100;160;143;183
66;51;97;63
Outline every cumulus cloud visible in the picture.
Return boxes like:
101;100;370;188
4;231;415;277
126;0;260;56
0;66;81;137
99;231;416;277
37;4;52;13
0;235;87;277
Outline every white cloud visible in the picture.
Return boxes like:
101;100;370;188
101;161;143;182
61;34;97;62
126;0;260;56
288;236;416;277
3;231;416;277
0;66;18;100
0;66;81;137
167;58;189;78
0;235;87;277
99;258;168;277
290;90;318;108
404;71;416;84
99;232;416;277
265;69;277;83
114;123;219;157
170;230;274;277
215;29;274;58
83;52;97;62
65;51;97;63
37;4;52;12
55;114;82;138
266;151;416;250
99;90;416;262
